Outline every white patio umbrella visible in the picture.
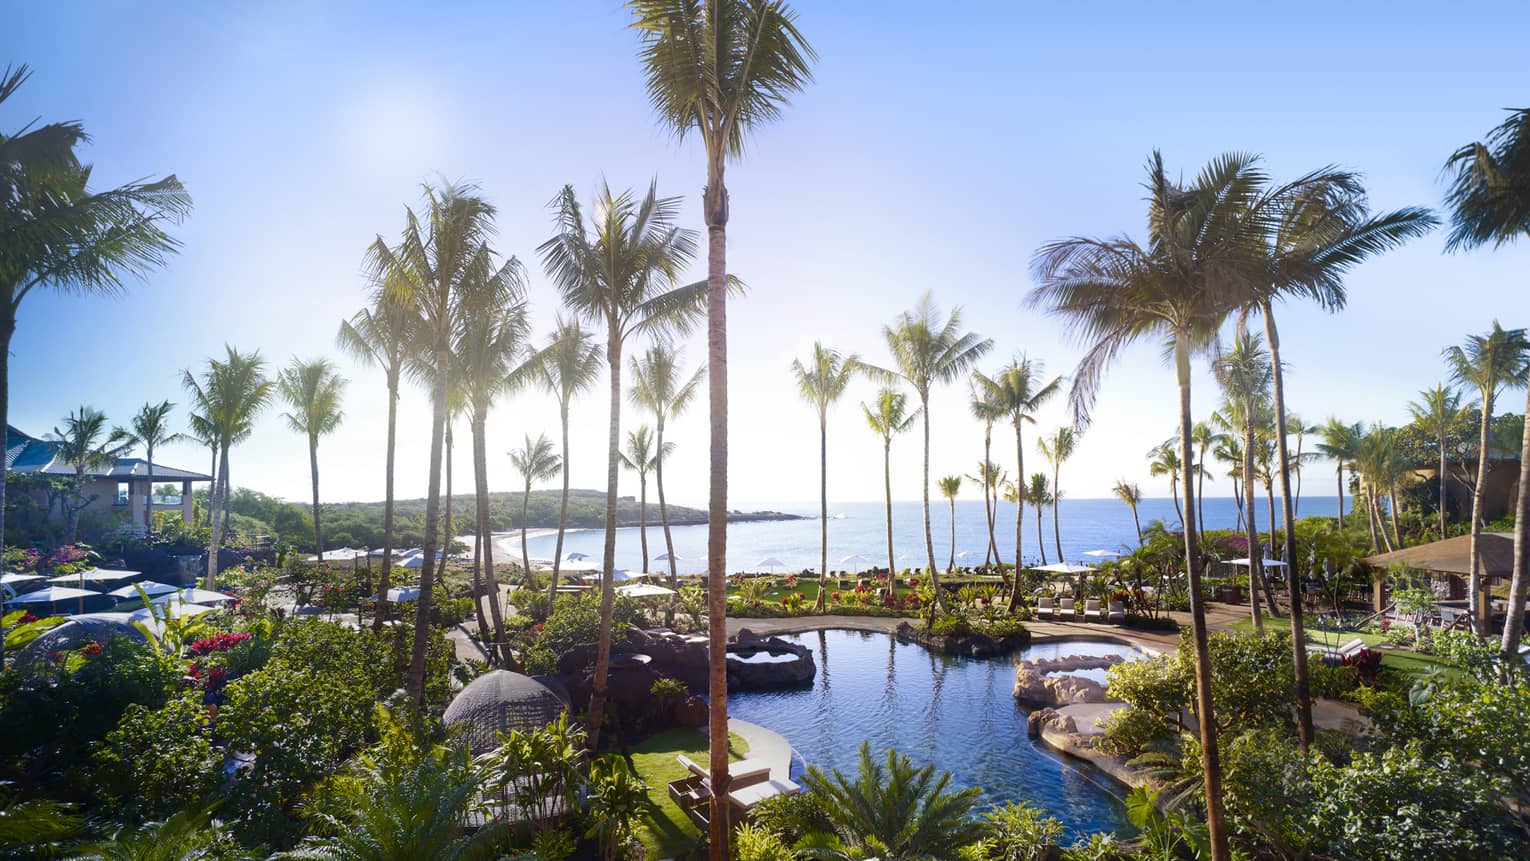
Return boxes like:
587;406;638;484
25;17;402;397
385;586;421;602
617;582;677;598
48;568;140;588
840;554;871;574
566;552;591;561
581;569;649;583
1226;558;1288;568
151;588;235;606
756;557;785;572
108;580;180;599
1083;549;1122;559
1;573;44;590
5;585;99;610
1030;562;1096;574
131;602;215;621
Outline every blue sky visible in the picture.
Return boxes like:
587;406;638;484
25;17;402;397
5;1;1528;508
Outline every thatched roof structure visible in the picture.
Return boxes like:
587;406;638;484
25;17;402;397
1362;532;1516;579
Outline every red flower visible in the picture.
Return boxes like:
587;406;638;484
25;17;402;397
80;642;102;657
17;612;37;624
831;592;841;602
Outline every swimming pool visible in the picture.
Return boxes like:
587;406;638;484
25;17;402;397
727;629;1139;839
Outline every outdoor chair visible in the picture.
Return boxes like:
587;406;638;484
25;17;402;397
1083;598;1103;622
1059;597;1076;619
1307;637;1366;661
1036;596;1055;619
1107;600;1126;623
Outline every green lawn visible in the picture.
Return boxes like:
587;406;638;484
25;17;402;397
629;729;749;859
1227;616;1455;678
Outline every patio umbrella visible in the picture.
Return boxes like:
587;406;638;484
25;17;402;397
107;580;180;600
566;552;591;561
1030;562;1096;574
756;557;785;573
1083;549;1122;559
1;573;45;595
1226;558;1288;568
48;568;140;589
150;588;235;606
387;586;421;602
617;582;677;598
131;602;216;622
4;585;100;611
581;570;649;583
840;554;870;574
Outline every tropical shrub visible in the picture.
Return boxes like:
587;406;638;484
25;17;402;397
1102;655;1187;748
476;713;586;834
927;614;972;637
92;694;222;821
734;823;793;861
1177;629;1294;733
1219;728;1318;860
963;801;1063;861
583;755;647;861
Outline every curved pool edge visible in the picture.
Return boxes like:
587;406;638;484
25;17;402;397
726;717;796;784
725;614;1174;658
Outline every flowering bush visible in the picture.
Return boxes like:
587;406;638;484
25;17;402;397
42;543;97;574
1342;647;1383;685
190;631;253;656
80;642;102;657
3;547;40;572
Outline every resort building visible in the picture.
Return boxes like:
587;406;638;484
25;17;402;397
4;425;212;532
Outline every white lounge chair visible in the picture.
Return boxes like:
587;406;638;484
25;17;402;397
1036;596;1055;619
1058;597;1076;619
1083;598;1103;622
1307;637;1366;661
1107;600;1126;623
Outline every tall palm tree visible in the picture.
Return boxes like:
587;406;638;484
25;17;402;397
1240;164;1435;746
1216;332;1274;633
0;65;191;557
1148;442;1184;529
863;388;917;584
509;433;561;584
1444;108;1530;657
965;460;1004;568
630;7;815;848
1286;414;1319;515
630;342;705;593
1408;384;1472;539
861;293;992;608
539;317;604;600
51;406;131;541
976;355;1061;608
1037;427;1076;562
969;373;1006;565
1315;418;1362;528
1030;151;1286;860
455;269;536;665
937;476;962;573
1112;479;1143;544
791;342;857;611
182;347;272;589
539;180;707;751
119;401;185;536
618;425;668;573
338;279;418;628
1191;421;1217;541
277;358;347;557
1023;473;1051;566
366;182;504;708
1445;322;1530;636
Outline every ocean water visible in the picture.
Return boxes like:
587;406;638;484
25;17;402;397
520;495;1347;574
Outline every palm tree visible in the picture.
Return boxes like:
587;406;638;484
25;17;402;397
1286;414;1319;515
455;269;537;665
863;388;917;584
630;7;815;849
1315;419;1362;528
969;372;1006;565
1023;473;1052;565
791;342;857;611
1216;332;1274;633
1408;384;1472;539
619;425;669;573
118;401;185;536
1030;151;1290;860
975;355;1061;608
366;182;504;708
938;476;962;573
78;807;227;861
182;346;272;589
861;293;993;607
539;317;604;601
1148;442;1184;528
1112;479;1143;544
0;65;191;558
1191;421;1217;542
798;742;984;861
338;279;418;628
1444;109;1530;657
1445;322;1530;636
50;406;131;542
1037;427;1076;562
539;180;707;751
630;341;705;594
277;358;347;557
509;433;561;584
965;460;1005;568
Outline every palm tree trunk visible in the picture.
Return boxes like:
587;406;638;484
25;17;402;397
520;478;532;586
816;416;828;612
1499;380;1530;659
220;458;232;538
1335;462;1345;528
1233;491;1244;533
1364;486;1381;551
548;402;572;605
1387;486;1405;549
472;414;508;665
1468;391;1493;637
1036;503;1047;566
1261;304;1314;748
1244;415;1264;634
205;443;229;589
375;369;398;631
1197;453;1207;545
883;438;895;597
1008;427;1026;613
588;344;623;752
144;448;155;535
920;398;943;609
982;429;995;567
1266;485;1276;554
1051;464;1063;562
703;175;733;861
469;530;489;649
947;497;956;573
637;472;649;573
1170;478;1184;529
1174;334;1231;861
440;424;453;588
1437;437;1448;538
405;342;448;708
0;313;8;604
656;419;678;627
310;435;322;556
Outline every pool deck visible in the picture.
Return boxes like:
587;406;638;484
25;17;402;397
726;717;796;784
724;601;1254;655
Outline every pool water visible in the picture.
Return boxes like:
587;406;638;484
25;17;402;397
728;630;1136;839
1028;639;1146;686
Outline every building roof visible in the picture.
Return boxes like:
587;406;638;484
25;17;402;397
5;425;212;482
1362;532;1517;579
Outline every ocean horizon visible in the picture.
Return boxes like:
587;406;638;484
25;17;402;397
502;494;1351;575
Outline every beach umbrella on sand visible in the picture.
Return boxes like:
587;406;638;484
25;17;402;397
840;554;870;574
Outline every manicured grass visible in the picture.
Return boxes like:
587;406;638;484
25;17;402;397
629;729;749;859
1227;616;1455;679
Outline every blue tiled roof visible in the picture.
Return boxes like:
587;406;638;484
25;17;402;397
4;425;212;481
